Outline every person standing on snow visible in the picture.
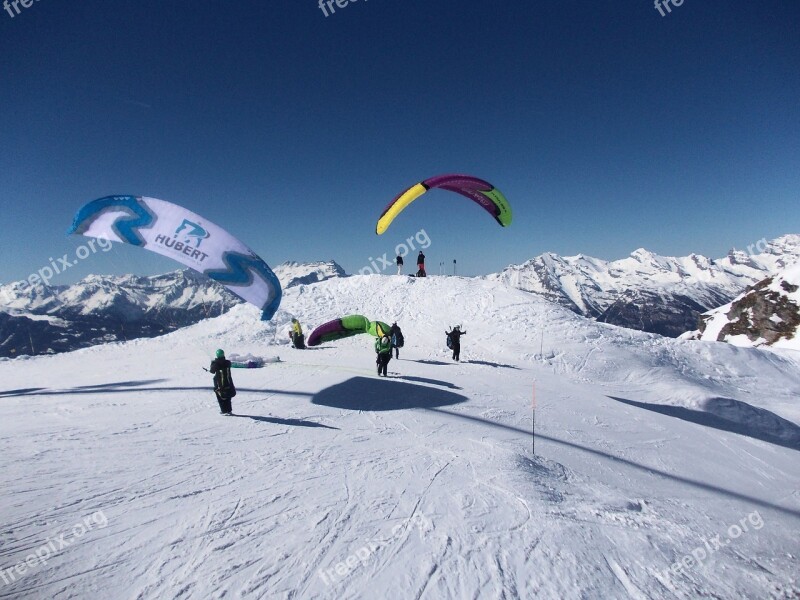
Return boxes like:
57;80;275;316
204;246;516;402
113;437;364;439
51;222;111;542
375;334;392;376
210;349;236;414
396;254;404;275
289;318;305;349
389;322;404;359
417;251;426;277
446;326;467;362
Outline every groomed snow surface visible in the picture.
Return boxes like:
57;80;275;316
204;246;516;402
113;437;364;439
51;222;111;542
1;275;799;599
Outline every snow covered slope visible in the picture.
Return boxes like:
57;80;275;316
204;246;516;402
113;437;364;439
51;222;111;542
686;264;800;351
489;234;800;337
0;275;798;599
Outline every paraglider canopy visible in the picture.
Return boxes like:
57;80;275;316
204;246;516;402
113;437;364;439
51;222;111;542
69;195;282;320
308;315;391;347
376;174;512;235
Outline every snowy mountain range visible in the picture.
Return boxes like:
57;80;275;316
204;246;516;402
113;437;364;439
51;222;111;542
488;234;800;337
0;261;344;357
4;235;799;359
683;263;800;350
1;273;798;598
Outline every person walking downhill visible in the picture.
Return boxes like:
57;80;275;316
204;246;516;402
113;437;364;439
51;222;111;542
446;326;467;362
389;322;404;359
210;349;236;415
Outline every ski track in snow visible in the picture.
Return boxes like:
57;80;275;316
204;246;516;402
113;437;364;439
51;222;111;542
0;275;799;599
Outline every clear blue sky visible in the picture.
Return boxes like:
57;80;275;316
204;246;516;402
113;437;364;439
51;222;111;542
1;0;798;284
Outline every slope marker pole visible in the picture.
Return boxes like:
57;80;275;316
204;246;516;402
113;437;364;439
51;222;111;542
532;380;536;455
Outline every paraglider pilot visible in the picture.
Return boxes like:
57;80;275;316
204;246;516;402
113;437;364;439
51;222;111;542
290;318;305;349
389;322;403;359
396;254;404;275
446;326;467;362
210;349;236;415
417;251;426;277
375;334;392;377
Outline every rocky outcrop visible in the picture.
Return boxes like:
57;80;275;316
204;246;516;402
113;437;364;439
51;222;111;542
689;264;800;349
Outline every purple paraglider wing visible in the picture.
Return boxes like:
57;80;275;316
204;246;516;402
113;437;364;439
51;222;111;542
376;173;512;234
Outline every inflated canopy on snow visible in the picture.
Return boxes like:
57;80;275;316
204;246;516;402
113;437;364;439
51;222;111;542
308;315;391;347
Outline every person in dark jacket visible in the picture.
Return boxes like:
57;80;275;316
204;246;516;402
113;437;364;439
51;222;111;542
375;335;392;376
210;349;236;414
389;322;404;359
396;254;404;275
416;251;426;277
446;326;467;361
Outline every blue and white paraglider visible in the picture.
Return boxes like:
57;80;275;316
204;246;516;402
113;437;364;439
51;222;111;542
69;195;282;320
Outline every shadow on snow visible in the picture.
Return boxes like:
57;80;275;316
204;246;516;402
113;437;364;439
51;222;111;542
312;376;467;411
0;387;46;398
230;414;338;429
0;382;313;398
393;375;461;389
608;395;800;452
465;360;521;369
410;359;451;366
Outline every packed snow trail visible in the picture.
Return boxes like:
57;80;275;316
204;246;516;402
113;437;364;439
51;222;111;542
0;275;798;599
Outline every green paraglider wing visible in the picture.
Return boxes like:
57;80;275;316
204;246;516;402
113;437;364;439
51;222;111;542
308;315;390;347
368;320;391;338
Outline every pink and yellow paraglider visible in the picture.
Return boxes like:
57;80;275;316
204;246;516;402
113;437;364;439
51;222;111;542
376;174;512;235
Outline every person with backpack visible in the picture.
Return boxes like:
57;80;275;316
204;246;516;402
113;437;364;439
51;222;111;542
375;334;392;376
389;322;404;359
289;318;305;349
396;254;404;275
209;349;236;414
446;326;467;361
416;251;426;277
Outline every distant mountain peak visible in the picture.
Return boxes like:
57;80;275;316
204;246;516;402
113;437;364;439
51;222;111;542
0;261;350;357
273;260;346;288
0;269;240;357
631;247;656;258
489;234;800;337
